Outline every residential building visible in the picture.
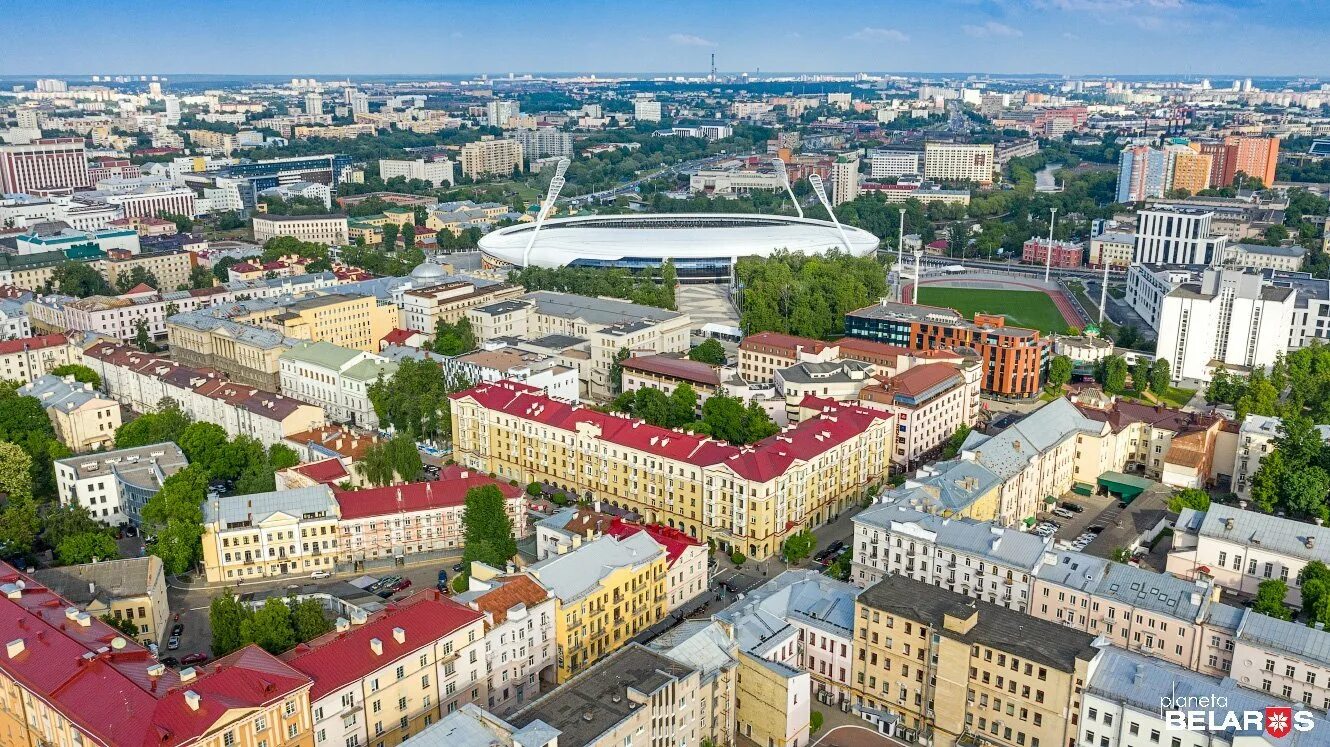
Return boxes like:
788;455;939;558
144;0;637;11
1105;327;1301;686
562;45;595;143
831;154;861;205
852;574;1098;747
19;374;120;452
850;501;1048;610
1169;502;1330;608
845;301;1048;398
31;556;169;646
284;590;488;747
1088;231;1135;270
738;331;838;383
485;100;521;128
1133;205;1229;265
716;569;861;708
923;142;995;185
166;312;295;390
1232;414;1330;499
513;128;573;162
0;561;316;747
1226;135;1280;188
1156;267;1296;382
102;247;196;291
399;278;522;335
201;484;341;583
532;506;629;560
1170;148;1214;194
279;340;397;427
251;214;350;245
524;531;668;681
633;98;662;122
0;137;89;193
453;347;579;403
855;360;983;467
458;138;523;179
236;292;399;352
0;333;77;384
1225;242;1305;272
1231;607;1330;713
468;291;690;398
451;379;893;560
1020;237;1084;269
621;353;729;401
643;621;741;747
1071;396;1225;489
55;442;189;526
603;519;708;612
379;158;456;187
868;149;923;179
453;573;557;715
775;359;880;421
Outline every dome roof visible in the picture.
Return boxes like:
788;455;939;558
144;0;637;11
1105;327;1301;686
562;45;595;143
409;261;447;281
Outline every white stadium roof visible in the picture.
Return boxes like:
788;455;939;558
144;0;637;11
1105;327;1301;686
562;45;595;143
477;213;881;268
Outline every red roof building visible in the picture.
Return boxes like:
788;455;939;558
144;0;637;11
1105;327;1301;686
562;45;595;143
738;331;838;383
620;353;724;393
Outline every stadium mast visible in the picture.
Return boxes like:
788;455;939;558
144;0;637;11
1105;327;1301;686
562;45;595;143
522;157;571;268
771;158;803;218
807;173;852;253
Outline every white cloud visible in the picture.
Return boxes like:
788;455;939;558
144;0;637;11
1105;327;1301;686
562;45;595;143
962;21;1024;38
847;27;911;42
1038;0;1186;9
668;33;717;47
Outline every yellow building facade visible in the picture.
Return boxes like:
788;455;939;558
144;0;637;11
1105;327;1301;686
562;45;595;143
233;292;399;353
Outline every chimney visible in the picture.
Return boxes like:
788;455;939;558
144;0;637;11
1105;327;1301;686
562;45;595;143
5;639;24;658
75;612;91;627
179;667;197;683
183;690;201;710
370;638;383;655
392;627;405;644
335;617;350;632
146;662;166;677
88;582;96;596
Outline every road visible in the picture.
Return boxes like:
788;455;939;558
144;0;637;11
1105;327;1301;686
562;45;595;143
563;152;757;206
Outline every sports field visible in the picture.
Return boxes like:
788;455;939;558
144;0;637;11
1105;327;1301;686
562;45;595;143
916;286;1070;335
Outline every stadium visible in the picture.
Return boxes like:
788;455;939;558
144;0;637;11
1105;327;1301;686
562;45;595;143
477;213;882;283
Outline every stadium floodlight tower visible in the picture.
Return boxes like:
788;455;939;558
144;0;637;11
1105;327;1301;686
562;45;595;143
771;157;803;218
807;173;852;253
522;157;571;268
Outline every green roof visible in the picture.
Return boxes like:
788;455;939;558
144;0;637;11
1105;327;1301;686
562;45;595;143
0;250;68;271
1097;471;1153;500
278;340;363;369
343;358;397;383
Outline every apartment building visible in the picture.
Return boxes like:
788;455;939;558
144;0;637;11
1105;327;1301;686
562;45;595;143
399;279;521;334
379;157;456;187
923;142;995;185
845;301;1048;398
285;590;487;747
850;501;1049;611
252;214;350;245
1232;608;1330;712
1156;267;1296;382
852;574;1098;747
458;137;523;179
235;292;400;352
855;360;983;466
738;331;838;383
201;485;341;583
468;291;690;397
451;379;893;560
279;340;397;427
832;154;861;205
19;374;120;452
1071;397;1226;489
31;284;233;341
1169;502;1330;608
103;247;196;291
620;353;729;401
603;519;708;612
0;333;78;384
83;341;327;447
869;149;924;179
0;561;315;747
513;128;573;161
167;312;295;390
633;98;662;122
775;359;880;421
31;556;169;647
55;442;189;526
524;532;668;681
1088;231;1135;270
453;573;557;715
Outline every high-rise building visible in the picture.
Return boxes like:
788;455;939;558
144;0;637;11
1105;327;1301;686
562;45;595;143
923;142;994;184
1169;148;1213;194
35;78;67;93
513;127;572;161
633;98;662;122
458;137;523;178
868;149;923;179
304;91;323;115
378;157;455;186
1115;145;1171;203
163;95;180;124
831;154;860;205
1226;135;1280;188
485;99;520;127
348;90;369;115
0;137;90;193
1156;267;1297;382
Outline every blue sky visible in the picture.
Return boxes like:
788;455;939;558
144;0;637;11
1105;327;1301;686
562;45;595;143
4;0;1328;77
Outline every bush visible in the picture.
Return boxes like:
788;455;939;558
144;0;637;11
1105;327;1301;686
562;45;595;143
526;482;543;496
509;479;519;486
450;573;469;594
810;711;825;734
730;551;746;565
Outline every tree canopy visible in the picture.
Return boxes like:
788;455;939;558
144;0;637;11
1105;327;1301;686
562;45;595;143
461;484;517;572
142;465;209;575
368;359;470;444
737;250;887;338
687;339;727;365
430;317;477;356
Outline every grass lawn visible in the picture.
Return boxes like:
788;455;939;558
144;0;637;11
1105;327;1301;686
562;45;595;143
917;287;1069;335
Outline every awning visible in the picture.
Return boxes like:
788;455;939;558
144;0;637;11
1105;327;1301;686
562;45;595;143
1023;517;1037;527
1097;471;1152;501
1044;496;1057;504
1073;482;1095;496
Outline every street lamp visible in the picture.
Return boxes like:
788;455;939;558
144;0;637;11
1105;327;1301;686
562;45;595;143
897;208;906;302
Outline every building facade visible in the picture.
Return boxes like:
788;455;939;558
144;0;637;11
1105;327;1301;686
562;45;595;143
252;214;350;245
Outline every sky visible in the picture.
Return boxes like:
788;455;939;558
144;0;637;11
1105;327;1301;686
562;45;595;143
4;0;1329;78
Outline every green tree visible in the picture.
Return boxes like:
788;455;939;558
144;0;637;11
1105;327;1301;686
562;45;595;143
114;401;191;448
269;443;300;471
430;317;477;356
609;347;631;394
132;318;153;352
688;339;726;365
1131;358;1150;394
116;266;160;293
1047;355;1072;389
101;613;141;638
56;531;119;565
368;359;467;444
401;222;416;249
0;498;40;558
242;597;296;654
1100;355;1128;395
0;391;66;500
1167;488;1211;513
667;383;699;428
178;422;232;476
50;364;101;389
209;591;252;656
1252;579;1293;620
941;425;973;460
40;503;103;550
212;256;246;282
1148;358;1172;393
187;264;215;290
782;529;817;563
290;597;332;641
810;711;825;734
157;211;194;233
633;388;672;427
1298;561;1330;627
0;441;33;502
48;261;113;297
142;465;209;575
358;434;422;487
461;484;517;570
381;222;399;249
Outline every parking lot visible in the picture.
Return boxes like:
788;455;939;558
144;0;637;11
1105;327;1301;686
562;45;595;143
1032;488;1117;545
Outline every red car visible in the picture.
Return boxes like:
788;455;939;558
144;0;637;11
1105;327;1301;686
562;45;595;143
391;578;412;592
180;652;209;666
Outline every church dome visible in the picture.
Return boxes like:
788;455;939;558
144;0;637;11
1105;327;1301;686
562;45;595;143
409;261;447;282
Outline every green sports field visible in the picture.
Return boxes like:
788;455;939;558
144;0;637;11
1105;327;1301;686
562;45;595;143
916;287;1069;335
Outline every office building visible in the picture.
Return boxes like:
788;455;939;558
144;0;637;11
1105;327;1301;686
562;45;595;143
1133;205;1228;265
452;573;557;715
251;214;350;245
399;277;522;335
164;313;294;390
831;154;861;205
1020;237;1084;269
0;137;90;193
379;157;456;187
923;142;994;185
1155;267;1296;382
31;556;169;646
234;292;399;352
868;149;923;179
55;442;190;526
458;137;523;179
278;341;397;427
855;360;983;467
201;485;341;582
633;98;662;122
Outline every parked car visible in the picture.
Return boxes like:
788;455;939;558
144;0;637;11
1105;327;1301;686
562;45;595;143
158;656;178;667
452;563;464;573
171;623;183;637
391;578;412;592
826;540;845;554
1051;507;1075;519
424;464;440;474
167;636;180;650
310;570;331;579
1061;502;1084;513
180;652;209;666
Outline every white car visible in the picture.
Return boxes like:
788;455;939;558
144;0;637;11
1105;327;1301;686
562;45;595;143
310;570;331;579
1051;508;1075;519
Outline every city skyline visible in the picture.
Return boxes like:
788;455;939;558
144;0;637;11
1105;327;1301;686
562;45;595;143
6;0;1330;78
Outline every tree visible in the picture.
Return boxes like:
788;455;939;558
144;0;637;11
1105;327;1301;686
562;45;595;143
40;503;103;550
116;266;160;293
0;391;66;500
1131;358;1150;394
178;422;232;475
269;443;300;471
101;613;141;638
290;597;331;641
115;401;191;448
0;441;33;502
56;531;119;565
782;529;817;563
368;359;467;444
358;434;422;487
212;256;246;282
667;383;699;428
1252;579;1292;620
142;465;208;575
1047;355;1072;389
810;711;825;734
688;339;726;365
242;597;296;654
1099;355;1128;395
401;223;416;249
1167;488;1211;513
0;498;40;558
187;265;215;290
1299;562;1330;627
461;484;517;570
941;425;973;460
609;347;631;394
50;364;101;389
1110;547;1132;563
1148;358;1172;393
633;388;672;427
48;261;113;297
381;222;399;249
132;318;154;352
430;317;477;356
157;211;194;233
209;591;252;656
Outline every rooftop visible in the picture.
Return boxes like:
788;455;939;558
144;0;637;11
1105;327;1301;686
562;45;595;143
620;353;722;387
203;484;337;527
333;466;520;521
54;441;189;492
526;532;663;603
1191;503;1330;565
856;502;1049;571
31;556;162;605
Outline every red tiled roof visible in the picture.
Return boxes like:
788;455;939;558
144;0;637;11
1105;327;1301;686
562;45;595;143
294;458;349;483
738;331;832;356
283;590;482;701
0;333;67;356
333;468;520;521
123;282;157;294
451;380;892;483
885;362;962;397
832;336;912;364
0;562;310;747
380;328;416;346
230;262;260;273
604;519;702;566
465;574;551;627
620;354;721;387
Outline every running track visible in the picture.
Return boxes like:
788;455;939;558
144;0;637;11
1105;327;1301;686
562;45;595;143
902;276;1086;329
